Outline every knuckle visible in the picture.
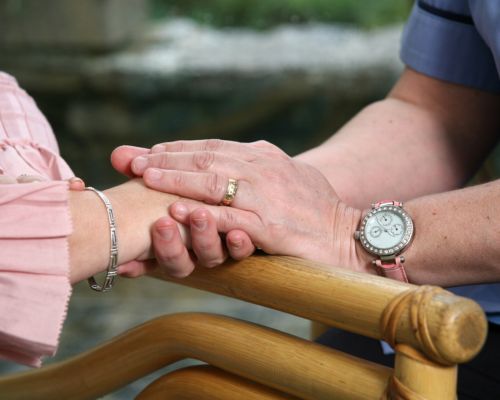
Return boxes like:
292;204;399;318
195;239;217;253
253;140;271;148
256;140;279;152
172;173;184;189
205;173;224;198
151;143;167;153
203;139;223;151
253;140;287;159
218;208;238;232
193;151;215;170
159;245;185;263
158;154;171;168
170;140;185;152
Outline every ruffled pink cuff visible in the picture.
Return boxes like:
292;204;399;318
0;181;72;367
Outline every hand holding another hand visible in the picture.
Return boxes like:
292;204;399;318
112;140;367;277
111;145;255;278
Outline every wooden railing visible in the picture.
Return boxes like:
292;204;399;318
0;255;487;399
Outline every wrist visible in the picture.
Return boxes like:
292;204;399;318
103;180;164;263
351;207;375;275
104;179;190;262
329;202;373;274
68;189;111;283
68;179;186;284
103;186;144;264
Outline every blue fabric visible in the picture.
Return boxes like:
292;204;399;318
401;0;500;93
450;285;500;325
488;313;500;325
400;0;500;329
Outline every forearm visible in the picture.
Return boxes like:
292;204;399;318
68;179;187;283
395;180;500;287
297;69;500;208
298;100;458;207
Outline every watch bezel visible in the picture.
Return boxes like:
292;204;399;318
358;205;414;257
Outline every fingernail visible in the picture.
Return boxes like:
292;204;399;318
145;168;162;182
132;156;148;173
158;226;174;241
192;217;207;231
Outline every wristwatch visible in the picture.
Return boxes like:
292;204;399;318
354;201;414;282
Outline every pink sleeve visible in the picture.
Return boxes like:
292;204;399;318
0;72;74;367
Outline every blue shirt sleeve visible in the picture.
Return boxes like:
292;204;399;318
400;0;500;93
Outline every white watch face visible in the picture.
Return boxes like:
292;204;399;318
359;205;413;256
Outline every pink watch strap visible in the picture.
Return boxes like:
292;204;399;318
374;256;409;283
374;200;403;208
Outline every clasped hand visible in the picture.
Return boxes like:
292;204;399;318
112;140;365;277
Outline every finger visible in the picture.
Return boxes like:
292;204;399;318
152;216;197;278
17;174;47;183
143;169;251;207
131;150;254;176
226;230;256;260
0;175;18;184
110;145;150;177
169;202;191;224
68;177;85;191
170;201;263;247
118;260;156;278
150;139;265;160
189;208;227;268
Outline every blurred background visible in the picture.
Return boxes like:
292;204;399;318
0;0;412;186
0;1;413;398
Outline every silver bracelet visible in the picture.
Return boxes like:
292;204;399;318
85;186;118;292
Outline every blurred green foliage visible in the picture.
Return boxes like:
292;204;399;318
150;0;412;29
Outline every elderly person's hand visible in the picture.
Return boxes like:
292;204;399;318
111;145;255;278
113;140;368;276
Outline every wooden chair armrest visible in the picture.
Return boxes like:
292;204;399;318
136;365;299;400
0;313;391;400
150;254;487;365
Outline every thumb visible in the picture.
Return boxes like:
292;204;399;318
111;145;149;177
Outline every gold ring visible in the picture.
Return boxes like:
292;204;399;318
221;178;238;206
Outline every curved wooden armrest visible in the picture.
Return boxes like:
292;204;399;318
137;365;299;400
150;255;487;365
0;313;390;400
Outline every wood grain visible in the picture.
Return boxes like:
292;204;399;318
152;255;487;364
136;365;299;399
0;313;391;400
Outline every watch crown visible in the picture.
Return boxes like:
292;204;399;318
354;231;360;240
